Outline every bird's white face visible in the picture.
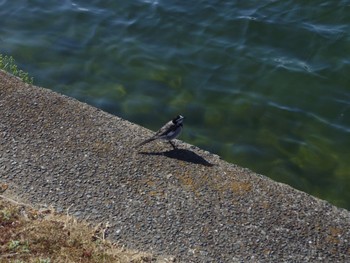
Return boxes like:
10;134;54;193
173;115;184;125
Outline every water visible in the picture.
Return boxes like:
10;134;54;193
1;0;350;209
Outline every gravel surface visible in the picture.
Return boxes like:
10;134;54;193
1;70;350;262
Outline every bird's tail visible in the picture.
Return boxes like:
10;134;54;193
137;137;156;147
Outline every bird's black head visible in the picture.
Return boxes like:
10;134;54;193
172;115;184;124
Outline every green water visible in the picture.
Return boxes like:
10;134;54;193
1;1;350;209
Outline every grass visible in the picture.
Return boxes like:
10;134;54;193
0;54;33;84
0;194;159;263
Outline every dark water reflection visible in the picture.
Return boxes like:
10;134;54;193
1;0;349;209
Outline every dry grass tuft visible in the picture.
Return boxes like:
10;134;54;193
0;195;161;263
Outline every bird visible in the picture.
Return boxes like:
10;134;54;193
137;115;184;149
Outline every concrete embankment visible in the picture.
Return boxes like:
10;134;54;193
1;70;349;262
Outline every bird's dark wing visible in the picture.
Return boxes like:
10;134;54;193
154;120;174;137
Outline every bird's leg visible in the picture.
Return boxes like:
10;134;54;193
169;140;177;150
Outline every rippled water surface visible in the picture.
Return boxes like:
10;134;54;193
1;0;350;209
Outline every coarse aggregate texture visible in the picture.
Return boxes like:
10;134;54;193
1;70;350;262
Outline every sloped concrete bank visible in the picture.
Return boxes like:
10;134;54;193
1;70;349;262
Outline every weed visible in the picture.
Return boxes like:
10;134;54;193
1;209;12;221
8;240;20;250
0;54;33;84
38;258;51;263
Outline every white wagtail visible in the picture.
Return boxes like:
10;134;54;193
137;115;184;149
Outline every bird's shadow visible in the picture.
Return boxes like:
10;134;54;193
139;148;214;167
